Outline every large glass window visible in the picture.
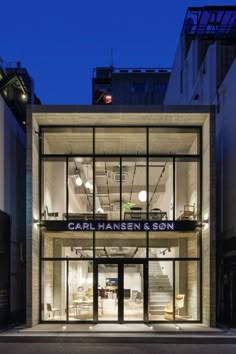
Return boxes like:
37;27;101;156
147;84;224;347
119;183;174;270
95;232;146;258
41;127;201;222
149;260;173;321
95;128;146;155
42;158;66;220
149;232;200;258
124;263;144;321
41;261;67;321
42;231;93;258
40;125;202;323
175;158;200;220
98;264;118;320
95;157;120;220
149;128;199;155
122;158;147;220
148;260;200;321
149;158;173;220
43;128;93;155
68;261;93;321
175;261;200;321
68;157;93;218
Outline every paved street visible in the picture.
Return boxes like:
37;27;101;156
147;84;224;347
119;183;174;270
0;343;236;354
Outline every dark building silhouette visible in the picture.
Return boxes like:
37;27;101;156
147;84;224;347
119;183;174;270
164;6;236;326
0;60;40;325
92;66;170;105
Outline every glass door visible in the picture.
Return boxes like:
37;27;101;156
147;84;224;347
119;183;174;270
123;263;144;321
96;261;145;322
97;263;118;321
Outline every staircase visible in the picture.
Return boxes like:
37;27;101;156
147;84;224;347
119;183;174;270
149;261;172;316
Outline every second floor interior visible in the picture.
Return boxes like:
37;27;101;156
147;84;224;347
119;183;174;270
40;126;201;222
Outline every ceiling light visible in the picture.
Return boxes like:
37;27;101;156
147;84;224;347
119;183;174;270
138;190;147;202
75;175;83;186
21;93;27;101
85;180;93;189
87;277;93;285
96;207;104;213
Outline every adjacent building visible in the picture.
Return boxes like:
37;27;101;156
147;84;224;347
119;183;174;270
26;105;215;327
164;6;236;325
0;61;40;325
92;67;170;105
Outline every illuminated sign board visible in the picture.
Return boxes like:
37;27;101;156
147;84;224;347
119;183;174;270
43;220;198;232
67;221;175;232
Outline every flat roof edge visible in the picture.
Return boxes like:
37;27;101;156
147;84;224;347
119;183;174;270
28;104;213;115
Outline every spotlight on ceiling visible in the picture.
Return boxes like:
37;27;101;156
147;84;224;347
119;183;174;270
96;207;104;213
85;180;93;189
21;93;28;102
75;175;83;186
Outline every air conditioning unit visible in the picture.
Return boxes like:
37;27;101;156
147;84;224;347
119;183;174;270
112;172;128;182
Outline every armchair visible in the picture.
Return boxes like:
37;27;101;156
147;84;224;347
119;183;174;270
164;294;185;320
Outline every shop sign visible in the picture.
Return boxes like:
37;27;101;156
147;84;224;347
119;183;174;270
67;221;175;232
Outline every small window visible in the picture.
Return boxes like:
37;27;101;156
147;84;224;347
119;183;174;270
152;82;167;93
131;82;146;93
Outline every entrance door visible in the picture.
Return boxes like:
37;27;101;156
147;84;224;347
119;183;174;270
95;261;145;322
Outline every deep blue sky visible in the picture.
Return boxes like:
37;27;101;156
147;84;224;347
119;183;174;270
1;0;235;104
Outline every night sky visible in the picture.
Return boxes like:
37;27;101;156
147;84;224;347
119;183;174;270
1;0;235;104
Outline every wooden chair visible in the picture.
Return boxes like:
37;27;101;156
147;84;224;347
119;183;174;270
46;303;61;319
164;294;185;320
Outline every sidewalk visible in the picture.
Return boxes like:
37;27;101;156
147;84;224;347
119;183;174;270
1;323;236;343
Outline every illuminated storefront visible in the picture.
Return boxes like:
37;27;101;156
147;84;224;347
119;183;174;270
27;106;216;326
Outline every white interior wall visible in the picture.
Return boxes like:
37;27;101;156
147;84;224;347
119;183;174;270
43;161;66;218
98;271;141;294
68;177;85;213
158;260;173;288
154;163;173;218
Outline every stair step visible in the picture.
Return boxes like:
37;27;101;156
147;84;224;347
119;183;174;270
149;310;165;315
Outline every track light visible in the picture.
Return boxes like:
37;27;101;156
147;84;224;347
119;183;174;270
74;165;83;186
85;180;93;190
21;93;28;102
96;207;104;213
75;175;83;186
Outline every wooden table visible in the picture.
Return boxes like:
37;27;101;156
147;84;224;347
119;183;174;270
72;299;93;316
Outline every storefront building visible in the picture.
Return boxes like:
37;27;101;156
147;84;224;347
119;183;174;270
26;105;216;327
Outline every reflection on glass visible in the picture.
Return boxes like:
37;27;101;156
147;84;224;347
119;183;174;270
175;261;200;321
124;264;144;321
149;128;199;154
149;261;173;321
95;158;120;220
95;232;146;258
68;261;93;321
42;232;93;258
68;158;93;218
149;158;173;220
175;159;200;220
122;158;146;220
98;264;118;321
41;261;67;321
149;232;199;258
96;128;146;155
43;128;93;154
42;159;66;220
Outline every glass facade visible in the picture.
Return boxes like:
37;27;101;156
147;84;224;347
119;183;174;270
40;126;201;323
